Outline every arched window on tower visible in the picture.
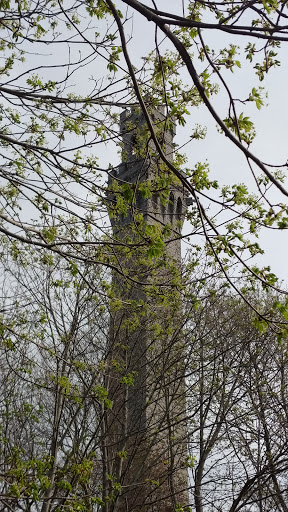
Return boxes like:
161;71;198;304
152;192;158;212
176;197;182;221
136;191;145;214
161;200;165;219
130;133;137;157
176;197;183;231
168;192;174;223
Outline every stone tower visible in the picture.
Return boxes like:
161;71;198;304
106;106;189;512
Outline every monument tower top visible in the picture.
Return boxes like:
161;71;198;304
108;106;190;259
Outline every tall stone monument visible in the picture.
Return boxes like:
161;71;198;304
106;106;189;512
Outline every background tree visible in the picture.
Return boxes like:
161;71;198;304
0;240;111;511
185;282;288;511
